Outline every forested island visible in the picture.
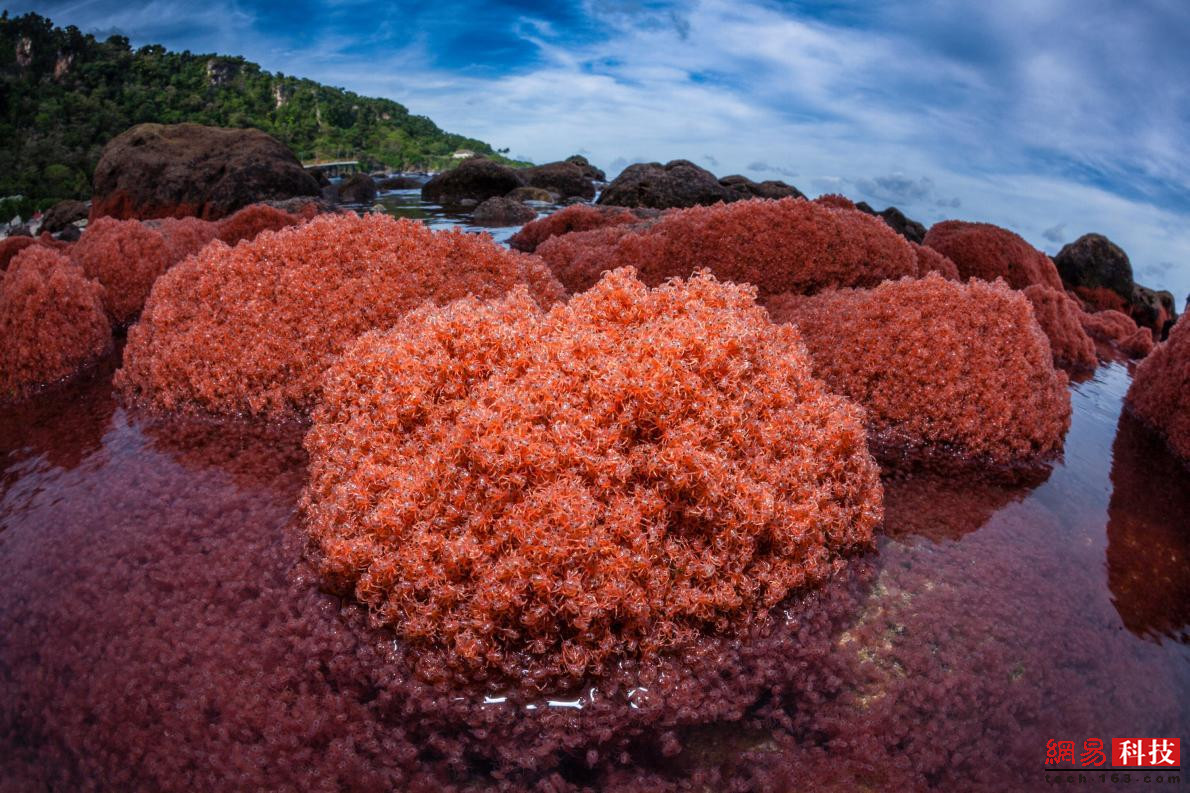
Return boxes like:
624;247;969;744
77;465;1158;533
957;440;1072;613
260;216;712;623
0;11;520;211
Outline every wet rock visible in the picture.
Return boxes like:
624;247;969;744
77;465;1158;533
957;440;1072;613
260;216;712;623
1053;233;1134;306
471;196;537;226
520;161;596;200
41;199;89;233
597;159;736;209
566;154;606;181
718;174;804;201
336;173;377;204
505;186;558;203
91;123;320;221
421;157;525;207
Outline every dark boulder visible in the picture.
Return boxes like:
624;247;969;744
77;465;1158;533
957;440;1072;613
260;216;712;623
471;196;537;226
309;168;331;188
91;123;321;221
41;199;89;233
1130;284;1178;339
506;186;558;203
520;161;596;200
378;175;424;190
719;175;804;201
853;202;926;244
565;155;606;182
876;206;926;244
1053;233;1135;303
421;157;525;207
337;173;378;204
597;159;735;209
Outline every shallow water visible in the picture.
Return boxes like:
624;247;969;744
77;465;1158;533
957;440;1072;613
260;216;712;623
369;188;561;245
0;358;1186;792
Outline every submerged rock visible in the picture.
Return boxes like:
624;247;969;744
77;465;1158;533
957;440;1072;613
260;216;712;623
91;123;320;221
597;159;736;209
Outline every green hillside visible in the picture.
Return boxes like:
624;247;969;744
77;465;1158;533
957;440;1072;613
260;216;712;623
0;11;523;208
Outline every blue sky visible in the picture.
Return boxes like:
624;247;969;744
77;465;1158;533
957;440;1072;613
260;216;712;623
6;0;1190;300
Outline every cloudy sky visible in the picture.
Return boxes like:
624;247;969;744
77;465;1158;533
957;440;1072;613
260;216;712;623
6;0;1189;300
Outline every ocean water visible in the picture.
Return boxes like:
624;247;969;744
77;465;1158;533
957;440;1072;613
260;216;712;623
1;349;1186;791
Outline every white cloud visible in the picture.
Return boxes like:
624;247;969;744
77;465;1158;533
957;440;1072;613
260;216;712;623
10;0;1190;300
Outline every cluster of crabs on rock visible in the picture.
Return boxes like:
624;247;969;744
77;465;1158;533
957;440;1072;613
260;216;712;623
4;189;1187;691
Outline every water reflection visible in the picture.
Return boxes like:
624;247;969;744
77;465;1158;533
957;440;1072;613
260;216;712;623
2;351;1188;791
882;468;1048;543
0;348;118;495
1107;411;1190;643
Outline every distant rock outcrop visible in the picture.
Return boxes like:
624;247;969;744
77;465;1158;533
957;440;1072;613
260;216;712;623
336;173;377;204
1054;234;1135;306
520;161;596;200
90;123;321;221
597;160;736;209
506;186;557;203
377;175;424;190
421;157;525;207
718;174;803;201
565;155;606;182
471;197;537;226
1131;284;1177;339
40;199;88;233
855;203;926;244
